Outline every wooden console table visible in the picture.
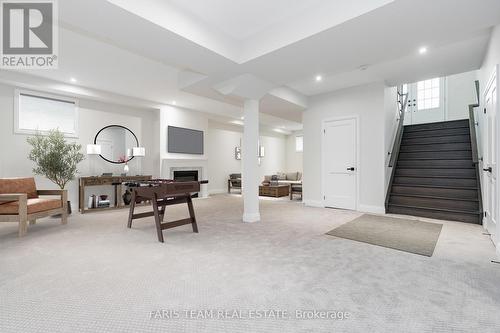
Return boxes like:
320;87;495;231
79;175;152;214
259;185;290;198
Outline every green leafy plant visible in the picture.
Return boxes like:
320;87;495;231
27;129;85;189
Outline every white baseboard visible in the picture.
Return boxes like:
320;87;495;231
304;200;324;208
208;189;227;195
304;201;384;214
358;204;385;215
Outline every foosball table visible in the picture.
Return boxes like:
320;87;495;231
125;179;208;243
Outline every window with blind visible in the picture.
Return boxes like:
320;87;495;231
15;90;79;137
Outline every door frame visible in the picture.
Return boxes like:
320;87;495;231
321;115;360;210
483;65;500;251
404;77;446;125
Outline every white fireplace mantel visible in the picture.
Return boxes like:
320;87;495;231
161;159;208;198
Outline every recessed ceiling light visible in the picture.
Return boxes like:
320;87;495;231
315;75;323;82
172;100;177;105
240;116;244;120
70;77;77;83
419;47;428;55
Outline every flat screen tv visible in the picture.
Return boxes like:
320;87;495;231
168;126;204;154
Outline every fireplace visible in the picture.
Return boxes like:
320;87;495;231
173;170;199;197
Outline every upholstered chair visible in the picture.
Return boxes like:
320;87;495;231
0;177;68;237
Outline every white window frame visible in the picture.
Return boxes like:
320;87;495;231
295;135;303;152
416;77;441;111
14;89;79;138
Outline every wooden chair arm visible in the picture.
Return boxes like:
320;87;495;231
37;190;66;196
0;193;28;216
0;193;28;202
37;189;68;207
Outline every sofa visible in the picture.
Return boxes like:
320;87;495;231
0;177;68;237
262;172;302;186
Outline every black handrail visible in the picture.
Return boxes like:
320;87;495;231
469;80;483;223
385;88;409;211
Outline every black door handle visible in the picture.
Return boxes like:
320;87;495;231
483;167;492;173
347;167;355;171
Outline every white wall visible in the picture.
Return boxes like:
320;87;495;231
480;25;500;90
0;83;159;210
260;133;287;180
159;105;210;196
206;121;287;194
285;131;303;173
384;86;399;191
207;122;242;193
445;70;478;121
160;105;208;161
303;82;386;213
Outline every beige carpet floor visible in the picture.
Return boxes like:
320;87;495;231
326;214;443;257
0;194;499;333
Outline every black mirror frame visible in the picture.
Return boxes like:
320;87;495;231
94;125;139;164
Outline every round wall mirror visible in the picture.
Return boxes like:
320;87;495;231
94;125;139;164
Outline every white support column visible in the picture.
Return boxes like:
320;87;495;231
242;99;260;223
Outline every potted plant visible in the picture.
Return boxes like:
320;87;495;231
27;129;85;214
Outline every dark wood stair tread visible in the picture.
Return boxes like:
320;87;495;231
399;156;472;162
402;133;470;139
396;159;475;169
404;125;469;133
390;193;479;202
391;183;477;190
400;141;471;145
388;203;480;215
392;175;476;179
404;119;469;130
396;166;474;169
398;148;471;152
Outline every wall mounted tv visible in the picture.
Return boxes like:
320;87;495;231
167;126;204;154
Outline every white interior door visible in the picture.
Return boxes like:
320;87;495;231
404;78;445;125
484;68;498;244
323;118;357;210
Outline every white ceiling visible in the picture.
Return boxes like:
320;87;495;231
287;30;491;95
107;0;395;63
242;0;500;94
167;0;322;41
2;0;500;132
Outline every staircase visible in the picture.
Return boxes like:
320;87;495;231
387;119;482;224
